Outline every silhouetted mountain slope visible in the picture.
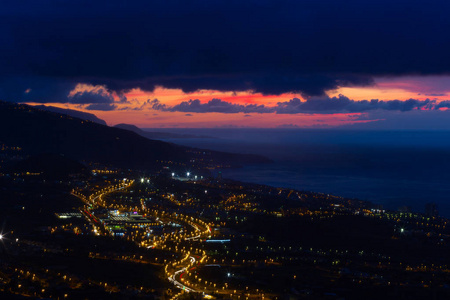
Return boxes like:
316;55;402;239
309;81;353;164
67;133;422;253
114;123;212;139
114;123;144;134
9;153;88;179
0;102;270;170
33;105;107;125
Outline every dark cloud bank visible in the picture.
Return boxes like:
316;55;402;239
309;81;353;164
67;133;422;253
150;96;450;114
1;0;450;105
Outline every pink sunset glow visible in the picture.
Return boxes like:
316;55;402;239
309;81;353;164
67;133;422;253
26;75;450;128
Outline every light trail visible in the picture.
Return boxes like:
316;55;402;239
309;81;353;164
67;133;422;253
168;256;198;293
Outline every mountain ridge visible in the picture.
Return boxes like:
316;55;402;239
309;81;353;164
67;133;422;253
0;101;271;171
114;123;213;139
32;105;107;125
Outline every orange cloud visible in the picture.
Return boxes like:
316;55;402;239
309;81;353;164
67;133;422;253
25;76;450;128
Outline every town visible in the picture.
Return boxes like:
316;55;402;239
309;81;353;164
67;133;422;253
1;163;449;300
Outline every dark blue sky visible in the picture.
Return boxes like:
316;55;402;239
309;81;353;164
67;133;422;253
2;0;450;98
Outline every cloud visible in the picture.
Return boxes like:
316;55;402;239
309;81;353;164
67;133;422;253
185;113;193;116
425;93;447;97
274;96;436;114
436;100;450;109
69;89;114;104
118;106;141;111
84;103;117;111
108;74;373;97
152;98;272;113
151;96;450;114
2;1;450;99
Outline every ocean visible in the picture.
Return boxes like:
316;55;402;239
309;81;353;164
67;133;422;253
147;128;450;217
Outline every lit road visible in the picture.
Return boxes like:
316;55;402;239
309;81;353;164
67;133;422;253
72;178;214;299
71;179;134;236
168;256;197;293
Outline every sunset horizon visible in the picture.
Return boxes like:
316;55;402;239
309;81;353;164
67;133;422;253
2;1;450;299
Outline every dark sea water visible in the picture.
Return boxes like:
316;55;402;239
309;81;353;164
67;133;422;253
148;129;450;217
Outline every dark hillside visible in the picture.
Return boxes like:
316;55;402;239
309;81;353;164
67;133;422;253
0;102;270;170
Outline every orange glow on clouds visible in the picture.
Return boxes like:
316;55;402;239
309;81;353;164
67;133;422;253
124;86;300;106
69;83;125;102
25;76;450;128
27;100;371;128
95;111;370;128
330;76;450;101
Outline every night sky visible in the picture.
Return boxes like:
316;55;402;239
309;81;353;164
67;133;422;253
2;0;450;128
